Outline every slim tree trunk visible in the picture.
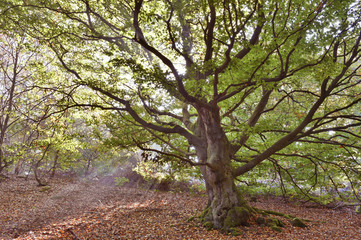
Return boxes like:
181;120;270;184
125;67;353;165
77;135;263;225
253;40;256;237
34;144;51;186
0;43;18;174
0;147;4;173
50;150;60;178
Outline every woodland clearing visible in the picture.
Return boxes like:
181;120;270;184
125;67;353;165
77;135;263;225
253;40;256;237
1;0;361;235
0;175;360;240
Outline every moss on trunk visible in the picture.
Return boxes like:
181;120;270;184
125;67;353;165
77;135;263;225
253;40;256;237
197;196;310;233
223;206;251;228
200;185;253;232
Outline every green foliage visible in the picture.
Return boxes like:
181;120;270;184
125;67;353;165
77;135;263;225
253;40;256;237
115;177;129;187
133;158;200;183
1;0;360;210
355;206;361;214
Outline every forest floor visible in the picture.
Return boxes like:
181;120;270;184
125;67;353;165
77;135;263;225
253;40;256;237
0;175;360;240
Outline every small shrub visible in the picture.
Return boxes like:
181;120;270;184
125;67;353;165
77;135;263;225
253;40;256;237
115;177;129;187
355;206;361;214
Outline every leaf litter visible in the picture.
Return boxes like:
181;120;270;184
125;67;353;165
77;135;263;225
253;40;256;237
0;176;360;239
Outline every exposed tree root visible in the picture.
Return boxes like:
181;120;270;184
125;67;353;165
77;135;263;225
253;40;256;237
66;228;81;240
252;207;309;228
193;206;309;235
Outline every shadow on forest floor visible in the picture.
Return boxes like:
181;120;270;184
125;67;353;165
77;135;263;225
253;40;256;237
0;175;360;240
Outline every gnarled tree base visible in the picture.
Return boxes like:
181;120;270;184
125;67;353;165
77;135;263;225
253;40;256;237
198;191;254;232
197;203;309;234
200;205;253;229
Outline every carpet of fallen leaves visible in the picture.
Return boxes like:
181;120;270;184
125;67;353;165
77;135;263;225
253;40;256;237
1;176;360;240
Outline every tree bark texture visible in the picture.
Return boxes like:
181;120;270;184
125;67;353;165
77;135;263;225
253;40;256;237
196;106;252;230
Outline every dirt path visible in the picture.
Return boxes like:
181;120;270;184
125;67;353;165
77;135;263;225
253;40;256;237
0;176;119;239
1;176;361;239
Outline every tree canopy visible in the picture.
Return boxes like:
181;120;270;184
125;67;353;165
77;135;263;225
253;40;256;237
1;0;361;231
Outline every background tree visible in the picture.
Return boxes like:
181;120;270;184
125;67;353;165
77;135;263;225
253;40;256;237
0;23;93;179
3;0;361;231
0;30;44;173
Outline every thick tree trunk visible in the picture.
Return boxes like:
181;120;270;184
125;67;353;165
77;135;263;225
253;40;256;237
201;147;251;230
196;106;252;230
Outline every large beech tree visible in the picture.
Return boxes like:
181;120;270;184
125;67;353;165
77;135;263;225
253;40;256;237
3;0;361;230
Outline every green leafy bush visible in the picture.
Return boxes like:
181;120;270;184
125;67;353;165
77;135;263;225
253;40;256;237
115;177;129;187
